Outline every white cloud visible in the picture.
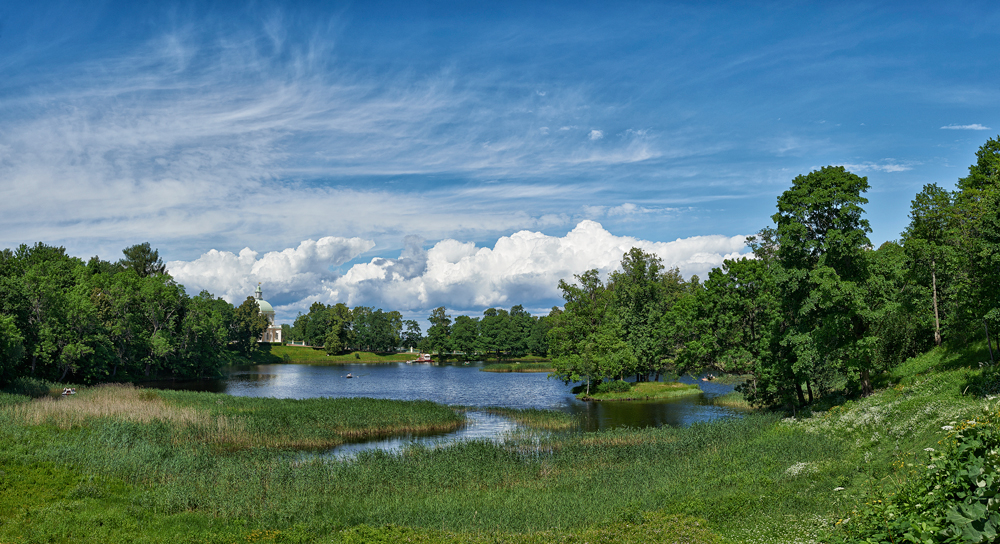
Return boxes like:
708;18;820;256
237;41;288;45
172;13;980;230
940;124;991;130
165;221;748;323
166;236;374;303
303;221;746;318
589;129;604;140
841;160;914;173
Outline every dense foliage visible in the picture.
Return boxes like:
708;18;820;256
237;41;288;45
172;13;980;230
549;137;1000;413
0;243;252;384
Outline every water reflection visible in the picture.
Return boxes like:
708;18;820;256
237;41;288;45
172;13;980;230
327;411;519;459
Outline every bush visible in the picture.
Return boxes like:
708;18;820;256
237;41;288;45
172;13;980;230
596;380;632;394
4;376;54;398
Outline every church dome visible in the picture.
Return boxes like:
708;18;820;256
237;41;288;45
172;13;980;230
255;299;274;314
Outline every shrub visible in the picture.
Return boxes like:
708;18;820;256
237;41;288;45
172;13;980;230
835;404;1000;543
4;376;53;398
596;380;632;394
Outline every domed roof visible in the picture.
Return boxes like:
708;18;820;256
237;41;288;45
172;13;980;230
255;299;274;314
253;283;275;314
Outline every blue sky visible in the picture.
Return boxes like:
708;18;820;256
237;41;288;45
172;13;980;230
2;1;998;324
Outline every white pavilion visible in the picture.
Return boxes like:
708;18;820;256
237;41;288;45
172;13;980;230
254;283;283;343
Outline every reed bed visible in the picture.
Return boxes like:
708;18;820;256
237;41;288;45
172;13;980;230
467;407;577;431
1;384;464;451
579;381;700;401
479;362;554;373
710;390;752;409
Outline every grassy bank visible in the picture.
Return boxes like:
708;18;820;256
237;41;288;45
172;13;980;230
578;381;701;401
0;343;995;543
479;362;554;373
463;407;577;431
251;344;418;364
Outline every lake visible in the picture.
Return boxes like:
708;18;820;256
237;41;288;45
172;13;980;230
148;361;744;455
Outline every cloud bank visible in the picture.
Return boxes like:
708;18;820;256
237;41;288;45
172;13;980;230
167;221;748;322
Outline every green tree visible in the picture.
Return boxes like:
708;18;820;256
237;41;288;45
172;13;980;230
747;166;874;408
451;315;479;359
549;270;636;393
401;319;422;349
119;242;166;278
232;296;268;357
426;307;452;355
0;314;24;383
902;184;958;346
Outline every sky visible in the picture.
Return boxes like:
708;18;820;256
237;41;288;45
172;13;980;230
2;1;999;326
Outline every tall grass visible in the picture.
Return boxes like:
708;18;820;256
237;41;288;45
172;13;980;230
479;362;554;373
4;384;464;450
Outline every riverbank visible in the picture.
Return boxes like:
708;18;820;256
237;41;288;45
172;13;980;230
0;343;994;543
577;381;701;401
252;344;419;364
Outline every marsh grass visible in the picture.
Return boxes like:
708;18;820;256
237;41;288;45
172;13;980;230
479;362;553;373
711;390;752;409
467;407;577;431
578;381;700;401
4;384;464;451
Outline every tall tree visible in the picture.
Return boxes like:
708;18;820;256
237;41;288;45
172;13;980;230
120;242;166;278
426;307;452;354
231;296;268;357
902;184;958;346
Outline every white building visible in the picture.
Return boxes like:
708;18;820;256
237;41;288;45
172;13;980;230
254;283;283;343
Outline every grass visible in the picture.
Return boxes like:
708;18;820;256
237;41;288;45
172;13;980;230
6;384;464;451
0;342;995;543
711;390;752;409
578;381;701;401
479;362;554;373
463;407;577;431
251;344;418;364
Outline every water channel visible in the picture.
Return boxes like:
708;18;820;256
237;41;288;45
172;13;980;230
149;361;744;457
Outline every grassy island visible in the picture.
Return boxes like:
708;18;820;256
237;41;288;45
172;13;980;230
577;381;701;401
479;362;554;373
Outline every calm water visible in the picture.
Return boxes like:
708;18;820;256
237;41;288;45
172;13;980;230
150;361;743;440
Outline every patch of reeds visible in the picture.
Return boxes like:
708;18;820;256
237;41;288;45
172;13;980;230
578;381;701;401
2;384;464;451
711;390;753;409
479;362;554;373
470;407;577;431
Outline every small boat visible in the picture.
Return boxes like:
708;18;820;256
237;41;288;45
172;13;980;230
345;373;353;379
415;353;433;363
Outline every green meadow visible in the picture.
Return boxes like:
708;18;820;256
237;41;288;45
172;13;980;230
0;342;997;543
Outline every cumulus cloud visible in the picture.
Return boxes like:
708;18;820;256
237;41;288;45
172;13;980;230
589;129;604;140
940;124;991;130
165;221;748;323
167;236;375;304
306;220;746;317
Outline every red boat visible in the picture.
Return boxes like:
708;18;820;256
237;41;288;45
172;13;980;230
415;353;433;363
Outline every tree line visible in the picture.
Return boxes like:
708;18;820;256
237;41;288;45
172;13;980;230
284;302;555;360
550;136;1000;410
283;302;420;354
0;243;269;385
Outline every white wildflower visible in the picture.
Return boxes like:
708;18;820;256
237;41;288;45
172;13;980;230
924;447;935;452
834;487;845;491
942;425;954;431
